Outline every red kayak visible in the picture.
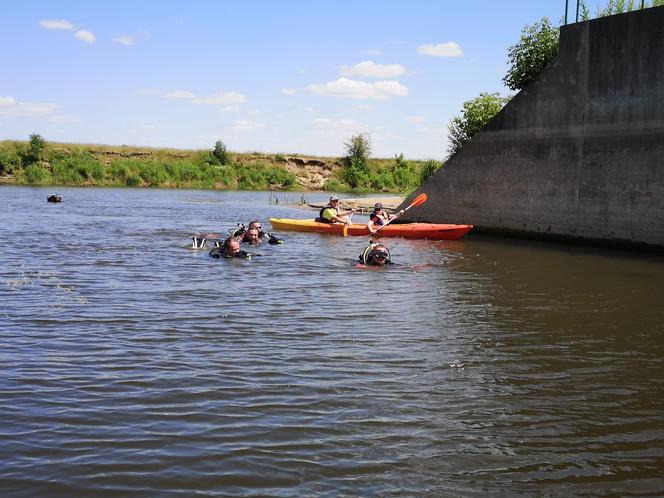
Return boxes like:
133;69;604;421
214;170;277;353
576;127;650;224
269;218;473;240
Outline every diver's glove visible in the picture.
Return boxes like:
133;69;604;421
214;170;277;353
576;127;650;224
267;233;283;245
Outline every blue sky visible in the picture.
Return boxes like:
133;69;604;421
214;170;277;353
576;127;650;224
2;1;585;159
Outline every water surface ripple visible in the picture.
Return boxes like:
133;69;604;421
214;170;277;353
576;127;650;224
1;186;663;496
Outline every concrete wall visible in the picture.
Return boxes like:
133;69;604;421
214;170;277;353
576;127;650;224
402;6;664;249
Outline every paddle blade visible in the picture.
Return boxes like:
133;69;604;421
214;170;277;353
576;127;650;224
407;193;428;210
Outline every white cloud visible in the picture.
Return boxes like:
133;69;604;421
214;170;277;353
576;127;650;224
417;41;463;57
164;89;195;99
192;91;246;105
280;88;297;95
113;34;135;46
406;116;426;123
220;106;241;113
74;30;96;44
39;20;98;45
340;60;406;78
365;49;382;56
307;78;409;100
230;120;264;131
39;19;76;31
0;96;58;116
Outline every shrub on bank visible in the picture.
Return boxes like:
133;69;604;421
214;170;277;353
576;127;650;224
51;151;105;184
235;161;296;190
136;160;169;186
0;145;22;174
22;164;51;184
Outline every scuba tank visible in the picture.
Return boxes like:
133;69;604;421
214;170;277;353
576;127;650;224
230;223;247;237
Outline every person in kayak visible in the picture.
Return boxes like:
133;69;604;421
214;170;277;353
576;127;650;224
367;202;404;234
359;242;392;266
209;236;250;259
317;196;355;225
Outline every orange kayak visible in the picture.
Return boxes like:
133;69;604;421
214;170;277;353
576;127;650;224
269;218;473;240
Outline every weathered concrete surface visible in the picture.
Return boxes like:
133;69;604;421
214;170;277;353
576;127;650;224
401;6;664;249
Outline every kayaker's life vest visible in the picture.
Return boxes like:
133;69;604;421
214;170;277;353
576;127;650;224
369;210;385;226
317;204;336;223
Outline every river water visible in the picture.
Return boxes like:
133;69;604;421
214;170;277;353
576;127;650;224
1;186;663;497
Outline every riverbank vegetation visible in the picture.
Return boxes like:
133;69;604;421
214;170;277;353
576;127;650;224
0;135;439;193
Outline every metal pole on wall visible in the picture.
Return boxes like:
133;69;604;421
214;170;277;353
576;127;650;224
564;0;569;24
576;0;580;22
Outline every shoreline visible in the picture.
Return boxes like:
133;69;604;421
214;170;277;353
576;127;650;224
0;181;405;212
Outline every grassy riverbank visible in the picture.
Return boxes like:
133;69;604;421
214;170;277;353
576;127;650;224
0;139;441;193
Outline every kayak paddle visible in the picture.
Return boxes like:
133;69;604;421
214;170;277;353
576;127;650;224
373;192;428;234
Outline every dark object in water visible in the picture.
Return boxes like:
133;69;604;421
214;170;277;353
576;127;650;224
47;194;62;203
209;247;250;259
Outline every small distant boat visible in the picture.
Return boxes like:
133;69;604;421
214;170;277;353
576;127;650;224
47;194;62;203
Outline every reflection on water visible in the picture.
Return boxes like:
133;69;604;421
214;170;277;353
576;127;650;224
1;186;663;496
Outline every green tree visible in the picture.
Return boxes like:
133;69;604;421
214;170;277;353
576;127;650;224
343;132;372;188
344;132;372;167
447;92;510;157
213;139;230;165
23;133;47;165
503;17;560;91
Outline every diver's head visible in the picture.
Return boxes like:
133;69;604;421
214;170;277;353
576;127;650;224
223;237;241;256
245;228;261;245
368;244;390;266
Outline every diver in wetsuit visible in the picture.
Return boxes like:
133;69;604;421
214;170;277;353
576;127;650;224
209;236;250;259
358;242;393;266
232;220;283;244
